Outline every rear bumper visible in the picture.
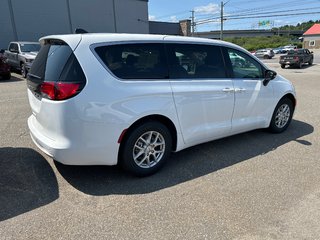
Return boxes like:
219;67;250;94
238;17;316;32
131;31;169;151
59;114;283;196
279;59;298;65
28;115;119;166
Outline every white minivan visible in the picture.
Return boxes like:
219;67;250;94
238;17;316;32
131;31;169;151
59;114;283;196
27;34;296;176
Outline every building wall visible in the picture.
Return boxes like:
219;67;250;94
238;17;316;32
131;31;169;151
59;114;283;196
115;0;149;33
0;1;17;50
68;0;116;33
149;21;181;35
303;35;320;49
179;20;191;36
0;0;149;49
11;0;71;40
149;20;191;36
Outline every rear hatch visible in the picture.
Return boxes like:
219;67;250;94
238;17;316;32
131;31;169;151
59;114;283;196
282;55;294;60
27;38;87;115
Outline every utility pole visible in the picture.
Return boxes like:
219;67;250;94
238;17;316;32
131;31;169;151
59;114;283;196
220;1;230;40
191;10;195;36
8;0;18;40
220;1;224;40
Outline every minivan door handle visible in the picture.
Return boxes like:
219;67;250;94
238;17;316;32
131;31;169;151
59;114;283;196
222;88;234;93
234;88;246;93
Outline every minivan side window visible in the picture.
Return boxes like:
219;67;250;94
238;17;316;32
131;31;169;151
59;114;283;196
95;44;168;80
166;44;227;79
226;48;263;79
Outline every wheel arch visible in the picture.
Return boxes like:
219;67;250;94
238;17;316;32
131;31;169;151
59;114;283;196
281;93;296;109
268;93;296;127
119;114;178;152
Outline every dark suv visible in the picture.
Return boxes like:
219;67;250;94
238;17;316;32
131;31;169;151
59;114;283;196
0;50;11;80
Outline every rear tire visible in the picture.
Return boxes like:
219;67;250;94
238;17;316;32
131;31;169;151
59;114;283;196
281;64;285;69
120;121;172;177
269;98;294;133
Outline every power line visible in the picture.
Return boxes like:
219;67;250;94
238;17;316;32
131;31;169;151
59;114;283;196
196;2;320;23
196;11;320;25
228;11;320;20
195;5;320;25
227;6;320;18
227;0;303;14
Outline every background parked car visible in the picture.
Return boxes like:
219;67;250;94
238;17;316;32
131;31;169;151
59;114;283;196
273;47;286;54
254;49;275;59
282;45;297;53
279;48;313;69
5;42;40;78
0;49;11;80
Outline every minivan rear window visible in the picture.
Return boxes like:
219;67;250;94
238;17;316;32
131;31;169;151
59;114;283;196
29;40;86;84
94;44;168;80
28;40;86;99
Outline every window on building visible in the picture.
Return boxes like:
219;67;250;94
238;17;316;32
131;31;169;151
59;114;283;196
309;40;316;47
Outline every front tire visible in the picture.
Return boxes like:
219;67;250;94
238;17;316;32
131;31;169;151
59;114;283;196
269;98;294;133
120;121;172;177
281;64;285;69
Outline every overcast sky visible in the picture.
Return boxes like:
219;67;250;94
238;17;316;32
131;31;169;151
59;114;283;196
148;0;320;32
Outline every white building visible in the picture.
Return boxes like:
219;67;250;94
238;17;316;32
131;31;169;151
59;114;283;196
303;24;320;49
0;0;149;49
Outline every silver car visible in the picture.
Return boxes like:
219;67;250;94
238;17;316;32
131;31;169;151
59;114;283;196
254;49;275;59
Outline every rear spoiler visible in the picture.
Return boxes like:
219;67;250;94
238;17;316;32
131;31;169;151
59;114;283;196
74;28;88;34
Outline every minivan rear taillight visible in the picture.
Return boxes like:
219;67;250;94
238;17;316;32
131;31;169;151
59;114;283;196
40;82;83;100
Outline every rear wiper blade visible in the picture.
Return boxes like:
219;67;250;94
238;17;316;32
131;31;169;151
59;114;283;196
28;73;42;80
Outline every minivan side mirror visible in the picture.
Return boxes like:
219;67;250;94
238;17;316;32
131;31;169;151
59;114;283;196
263;69;277;86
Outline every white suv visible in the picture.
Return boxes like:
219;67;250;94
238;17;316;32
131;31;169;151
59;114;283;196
254;49;275;59
27;34;296;176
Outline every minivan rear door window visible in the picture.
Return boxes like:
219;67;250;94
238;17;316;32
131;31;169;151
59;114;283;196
166;44;227;79
94;43;168;80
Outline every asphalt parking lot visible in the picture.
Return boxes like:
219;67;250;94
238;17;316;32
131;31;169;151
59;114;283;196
1;52;320;239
